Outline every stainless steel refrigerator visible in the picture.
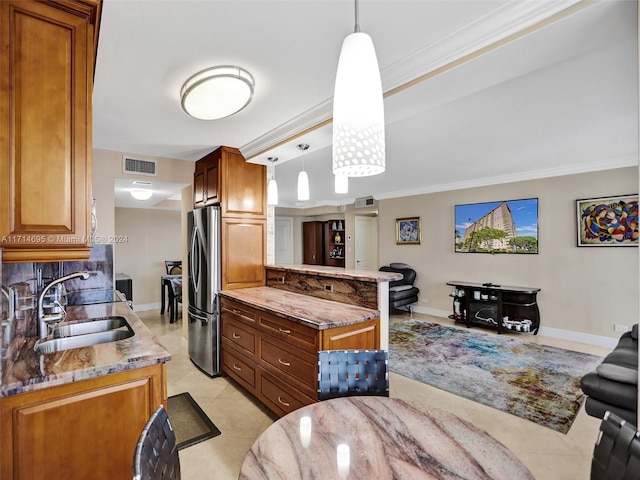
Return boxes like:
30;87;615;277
187;206;221;376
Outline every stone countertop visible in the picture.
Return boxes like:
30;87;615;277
1;302;171;397
220;286;380;330
266;264;402;283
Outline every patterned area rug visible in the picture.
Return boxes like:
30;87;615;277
389;320;603;433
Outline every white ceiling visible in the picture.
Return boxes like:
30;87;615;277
93;0;638;210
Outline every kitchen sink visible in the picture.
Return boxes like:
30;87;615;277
35;317;134;354
53;316;128;338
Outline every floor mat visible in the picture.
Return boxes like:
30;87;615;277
167;392;221;449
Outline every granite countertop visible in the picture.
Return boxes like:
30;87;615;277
266;264;403;283
220;286;380;330
1;302;170;397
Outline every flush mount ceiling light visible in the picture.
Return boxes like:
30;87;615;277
131;189;152;201
332;0;385;177
267;157;279;206
180;65;255;120
297;144;310;201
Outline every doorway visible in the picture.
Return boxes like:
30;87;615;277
274;216;294;264
354;215;378;270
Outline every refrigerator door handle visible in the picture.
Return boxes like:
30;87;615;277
190;227;200;293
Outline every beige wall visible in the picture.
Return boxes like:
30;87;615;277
92;149;194;238
377;167;638;341
114;208;182;307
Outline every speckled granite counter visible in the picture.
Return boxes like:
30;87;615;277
1;302;170;397
219;286;379;330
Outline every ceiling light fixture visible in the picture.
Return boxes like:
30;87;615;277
297;144;310;201
332;0;385;177
335;174;348;194
131;189;152;201
180;65;255;120
267;157;279;206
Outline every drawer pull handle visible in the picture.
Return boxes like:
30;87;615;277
232;309;241;314
233;364;242;371
277;396;290;407
278;327;291;334
278;358;291;367
232;333;241;339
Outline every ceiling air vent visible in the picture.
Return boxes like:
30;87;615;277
354;196;375;208
123;156;157;176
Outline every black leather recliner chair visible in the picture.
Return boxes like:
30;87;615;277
580;324;638;426
379;263;420;316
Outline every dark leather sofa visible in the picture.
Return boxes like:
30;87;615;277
379;263;419;315
580;324;638;426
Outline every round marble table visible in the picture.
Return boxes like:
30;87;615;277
239;397;534;480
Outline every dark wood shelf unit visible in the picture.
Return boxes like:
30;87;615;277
324;220;345;268
446;281;541;334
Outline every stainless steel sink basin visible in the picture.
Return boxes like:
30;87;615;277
35;317;134;354
53;316;128;338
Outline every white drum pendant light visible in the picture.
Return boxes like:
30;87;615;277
267;157;279;205
181;65;255;120
297;144;310;201
332;0;385;177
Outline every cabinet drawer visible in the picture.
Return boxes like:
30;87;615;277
222;348;257;393
259;313;318;353
221;298;257;327
221;317;257;359
259;370;315;416
259;337;316;391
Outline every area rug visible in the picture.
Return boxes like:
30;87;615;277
167;392;221;449
389;320;603;433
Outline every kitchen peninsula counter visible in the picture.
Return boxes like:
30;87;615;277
219;286;381;417
219;286;379;329
1;301;170;397
266;264;403;283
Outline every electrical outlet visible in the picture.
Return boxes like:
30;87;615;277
614;324;629;333
325;284;333;292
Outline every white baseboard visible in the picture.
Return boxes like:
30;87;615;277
132;302;161;312
410;305;618;349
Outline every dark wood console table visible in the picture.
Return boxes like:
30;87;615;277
446;281;541;335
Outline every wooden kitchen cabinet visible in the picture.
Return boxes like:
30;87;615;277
193;146;266;218
0;363;167;480
0;0;102;262
221;217;266;290
220;297;379;417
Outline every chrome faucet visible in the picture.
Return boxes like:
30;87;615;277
37;271;90;339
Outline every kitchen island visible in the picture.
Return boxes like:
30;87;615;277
220;286;381;416
0;300;170;480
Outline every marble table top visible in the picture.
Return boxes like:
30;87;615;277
239;397;534;480
266;264;403;283
219;287;379;330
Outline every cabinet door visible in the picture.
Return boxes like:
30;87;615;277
303;221;324;265
220;147;266;218
0;0;98;262
221;218;266;289
193;168;206;207
204;160;220;205
0;364;166;480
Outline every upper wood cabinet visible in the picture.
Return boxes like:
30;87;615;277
0;0;102;262
193;146;266;218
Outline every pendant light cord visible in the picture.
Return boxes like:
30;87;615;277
354;0;361;33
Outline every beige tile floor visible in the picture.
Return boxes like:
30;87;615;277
139;309;612;480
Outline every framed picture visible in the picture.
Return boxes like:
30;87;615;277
576;194;638;246
454;198;538;254
396;217;421;245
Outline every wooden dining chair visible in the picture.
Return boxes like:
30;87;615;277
317;349;389;401
591;410;640;480
132;405;181;480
